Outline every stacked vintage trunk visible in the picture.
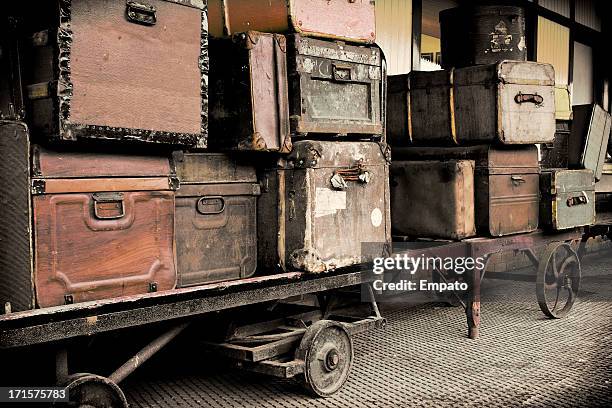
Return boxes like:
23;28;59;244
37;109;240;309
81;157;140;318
387;3;599;241
207;0;391;273
0;0;390;313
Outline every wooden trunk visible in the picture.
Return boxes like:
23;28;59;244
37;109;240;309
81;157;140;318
440;5;527;69
287;35;384;141
387;61;555;146
0;121;33;313
209;31;290;152
174;152;259;287
16;0;208;147
258;141;390;273
208;0;376;44
568;104;612;181
391;160;476;240
32;148;177;308
540;169;595;230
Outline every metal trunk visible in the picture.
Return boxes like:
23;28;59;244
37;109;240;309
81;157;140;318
391;160;476;240
387;61;555;146
17;0;208;147
32;148;177;308
209;31;290;152
540;169;595;230
568;104;612;181
258;141;391;273
287;35;384;141
0;121;33;313
174;152;259;287
208;0;376;44
440;6;527;69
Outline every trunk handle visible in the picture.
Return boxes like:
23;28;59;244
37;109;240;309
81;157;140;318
126;1;157;26
197;196;226;215
92;192;126;220
567;191;589;207
514;92;544;106
330;161;371;190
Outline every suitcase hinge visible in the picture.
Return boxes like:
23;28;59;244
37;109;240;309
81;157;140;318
31;179;46;195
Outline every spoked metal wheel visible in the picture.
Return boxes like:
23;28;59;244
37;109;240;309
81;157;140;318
295;320;353;397
536;243;581;319
57;373;128;408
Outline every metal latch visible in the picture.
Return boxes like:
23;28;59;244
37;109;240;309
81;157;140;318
126;1;157;26
511;175;526;185
197;196;225;215
92;192;125;220
332;64;353;82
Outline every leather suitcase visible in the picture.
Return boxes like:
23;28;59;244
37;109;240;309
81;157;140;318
393;145;540;236
32;148;177;308
173;152;260;287
287;35;385;141
209;31;291;152
0;121;33;313
14;0;208;147
540;169;595;230
568;104;612;181
440;5;527;69
391;160;476;240
208;0;376;44
387;61;555;146
258;141;391;273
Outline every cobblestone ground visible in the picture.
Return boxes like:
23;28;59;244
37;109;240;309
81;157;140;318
123;251;612;408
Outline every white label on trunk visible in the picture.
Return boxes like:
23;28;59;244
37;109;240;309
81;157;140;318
371;208;383;227
315;188;346;218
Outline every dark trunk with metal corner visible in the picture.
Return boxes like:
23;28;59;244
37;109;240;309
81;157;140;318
391;160;476;240
258;141;391;273
287;35;384;142
0;121;33;313
209;31;291;152
173;152;260;287
14;0;208;147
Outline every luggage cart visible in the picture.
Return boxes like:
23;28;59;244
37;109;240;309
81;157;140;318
392;229;584;339
0;268;383;406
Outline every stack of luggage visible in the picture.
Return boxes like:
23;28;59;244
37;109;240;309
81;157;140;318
387;3;609;240
0;0;390;314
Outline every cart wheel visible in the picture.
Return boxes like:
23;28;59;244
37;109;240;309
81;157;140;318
57;373;128;408
295;320;353;397
536;243;581;319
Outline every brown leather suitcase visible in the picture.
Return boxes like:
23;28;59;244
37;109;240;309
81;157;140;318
387;62;555;146
209;31;291;152
32;148;177;308
15;0;208;147
208;0;376;44
393;145;540;236
391;160;476;240
173;152;260;287
258;141;391;273
287;35;385;141
0;121;33;313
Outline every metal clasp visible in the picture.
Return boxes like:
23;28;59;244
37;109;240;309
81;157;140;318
92;192;126;220
197;196;226;215
126;1;157;26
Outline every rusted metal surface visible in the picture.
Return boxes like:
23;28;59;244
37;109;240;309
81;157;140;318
109;322;189;384
540;169;596;230
16;0;208;147
259;141;391;273
209;31;290;152
391;160;476;240
387;61;555;146
287;35;384;140
208;0;376;44
568;104;612;181
174;153;259;287
62;373;128;408
0;121;33;313
32;148;177;308
440;5;527;69
0;268;372;349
